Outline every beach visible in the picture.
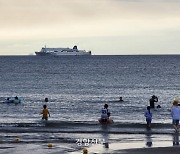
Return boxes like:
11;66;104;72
120;147;180;154
69;129;180;154
1;131;179;154
1;120;180;154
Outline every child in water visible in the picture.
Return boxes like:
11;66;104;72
101;104;109;122
107;112;113;123
41;105;50;120
99;104;113;124
144;106;152;128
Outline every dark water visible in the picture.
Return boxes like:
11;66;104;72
0;55;180;153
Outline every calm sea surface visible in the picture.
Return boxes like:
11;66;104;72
0;55;180;153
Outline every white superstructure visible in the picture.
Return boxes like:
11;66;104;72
35;45;91;56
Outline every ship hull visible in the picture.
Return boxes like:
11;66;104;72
35;51;91;56
35;46;91;56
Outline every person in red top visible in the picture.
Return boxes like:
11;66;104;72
41;105;50;120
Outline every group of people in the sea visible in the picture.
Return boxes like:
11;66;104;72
144;95;180;131
3;94;179;132
41;98;50;120
98;95;180;131
144;95;159;129
32;95;180;131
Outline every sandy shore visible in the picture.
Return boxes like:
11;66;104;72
70;132;180;154
0;136;180;154
118;147;180;154
1;143;180;154
72;145;180;154
1;130;180;154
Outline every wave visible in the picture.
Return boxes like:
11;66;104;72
0;121;174;134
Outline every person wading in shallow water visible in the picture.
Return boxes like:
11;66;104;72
171;99;180;131
101;104;110;122
149;95;158;108
41;105;50;120
144;106;152;128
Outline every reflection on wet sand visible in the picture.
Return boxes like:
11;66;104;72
173;131;179;146
145;131;153;147
101;125;110;149
145;129;180;148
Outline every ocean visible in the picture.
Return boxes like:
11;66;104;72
0;55;180;153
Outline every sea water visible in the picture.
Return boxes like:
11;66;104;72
0;55;180;153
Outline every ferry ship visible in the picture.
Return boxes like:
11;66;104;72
35;45;91;56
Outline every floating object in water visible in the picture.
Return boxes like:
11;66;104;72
98;118;113;124
48;143;53;148
83;148;88;154
157;105;161;108
15;137;20;142
4;96;22;104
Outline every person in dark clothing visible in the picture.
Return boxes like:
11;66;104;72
149;95;158;108
119;97;123;102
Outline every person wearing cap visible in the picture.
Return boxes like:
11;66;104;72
149;95;158;108
171;99;180;131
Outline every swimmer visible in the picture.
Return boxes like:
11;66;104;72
45;97;49;102
119;97;123;102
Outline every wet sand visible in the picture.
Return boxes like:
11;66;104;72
1;129;180;154
70;131;180;154
72;144;180;154
0;134;180;154
119;147;180;154
1;143;180;154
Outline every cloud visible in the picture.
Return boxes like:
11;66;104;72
0;0;180;54
1;0;180;27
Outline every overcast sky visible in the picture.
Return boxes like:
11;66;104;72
0;0;180;55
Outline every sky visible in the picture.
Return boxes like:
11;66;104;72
0;0;180;55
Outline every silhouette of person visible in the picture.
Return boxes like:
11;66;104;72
149;95;158;108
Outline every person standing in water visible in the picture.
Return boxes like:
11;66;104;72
144;106;152;128
41;105;50;120
171;99;180;131
101;104;109;122
149;95;158;108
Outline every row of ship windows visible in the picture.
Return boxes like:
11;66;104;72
54;50;79;52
